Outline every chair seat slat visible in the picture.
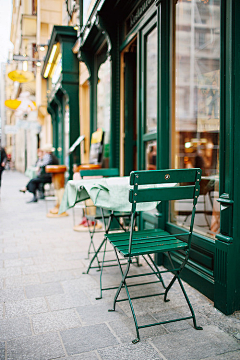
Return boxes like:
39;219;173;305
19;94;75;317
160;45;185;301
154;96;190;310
120;242;188;257
129;185;195;203
106;228;170;241
110;237;184;248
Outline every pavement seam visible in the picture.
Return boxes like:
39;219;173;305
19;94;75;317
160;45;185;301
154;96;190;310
4;340;7;360
148;339;168;360
29;313;35;335
95;349;104;359
74;306;84;326
44;295;52;312
57;330;68;357
105;320;122;344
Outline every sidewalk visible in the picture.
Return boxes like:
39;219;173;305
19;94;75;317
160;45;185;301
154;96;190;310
0;170;240;360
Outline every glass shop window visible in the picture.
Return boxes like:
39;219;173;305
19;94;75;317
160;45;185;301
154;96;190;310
97;58;111;168
171;0;220;239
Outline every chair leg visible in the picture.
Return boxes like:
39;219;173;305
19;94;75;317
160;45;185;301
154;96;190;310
164;272;178;302
82;237;106;274
143;254;166;289
124;281;140;343
109;250;130;311
177;276;203;330
96;239;108;300
164;252;202;331
109;250;140;343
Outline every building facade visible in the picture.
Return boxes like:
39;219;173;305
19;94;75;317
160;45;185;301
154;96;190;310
5;0;69;172
75;0;240;315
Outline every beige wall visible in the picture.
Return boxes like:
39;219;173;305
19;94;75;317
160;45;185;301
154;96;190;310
79;62;90;163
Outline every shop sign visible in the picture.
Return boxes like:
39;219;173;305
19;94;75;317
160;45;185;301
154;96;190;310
126;0;154;33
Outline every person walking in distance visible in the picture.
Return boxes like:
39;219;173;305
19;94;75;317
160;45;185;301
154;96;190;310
0;145;7;191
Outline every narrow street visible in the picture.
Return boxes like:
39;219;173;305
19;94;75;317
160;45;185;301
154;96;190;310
0;170;240;360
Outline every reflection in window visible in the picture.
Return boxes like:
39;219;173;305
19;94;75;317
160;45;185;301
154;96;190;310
146;27;157;133
83;0;95;25
146;141;157;170
97;59;111;167
64;104;69;169
171;0;220;238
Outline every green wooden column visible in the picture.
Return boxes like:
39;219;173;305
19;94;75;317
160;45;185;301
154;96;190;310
214;0;240;315
96;13;120;169
155;0;171;262
62;83;80;178
42;26;80;180
61;39;80;179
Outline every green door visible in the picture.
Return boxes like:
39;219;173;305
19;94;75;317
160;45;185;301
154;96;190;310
138;16;159;230
138;17;158;173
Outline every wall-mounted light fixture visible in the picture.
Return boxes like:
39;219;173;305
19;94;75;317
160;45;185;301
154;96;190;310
44;63;51;78
44;44;58;78
48;44;57;64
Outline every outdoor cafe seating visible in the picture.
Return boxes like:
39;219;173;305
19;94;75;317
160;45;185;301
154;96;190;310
79;168;134;275
59;167;203;342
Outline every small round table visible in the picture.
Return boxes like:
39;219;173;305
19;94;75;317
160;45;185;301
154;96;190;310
45;165;68;217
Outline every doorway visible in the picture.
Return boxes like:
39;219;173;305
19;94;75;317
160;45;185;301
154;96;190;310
120;37;137;176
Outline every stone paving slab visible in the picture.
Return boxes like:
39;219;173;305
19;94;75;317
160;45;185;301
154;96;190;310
0;316;32;341
60;323;119;355
151;325;240;360
0;287;26;302
203;351;240;359
32;309;81;334
46;291;91;311
6;332;65;360
98;341;164;360
5;274;41;288
25;281;64;298
76;302;126;326
5;298;49;317
57;351;100;360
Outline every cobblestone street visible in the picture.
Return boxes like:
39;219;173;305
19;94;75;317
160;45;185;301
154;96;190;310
0;170;240;359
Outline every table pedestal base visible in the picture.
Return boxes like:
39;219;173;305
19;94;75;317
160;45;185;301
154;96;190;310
47;203;69;218
45;166;68;218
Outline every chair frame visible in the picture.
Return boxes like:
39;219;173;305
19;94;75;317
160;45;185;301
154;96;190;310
79;168;139;291
106;168;203;343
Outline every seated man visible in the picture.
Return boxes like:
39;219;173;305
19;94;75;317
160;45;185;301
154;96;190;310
20;144;59;203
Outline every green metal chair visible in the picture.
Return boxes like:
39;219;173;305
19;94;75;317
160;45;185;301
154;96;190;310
80;168;134;277
106;168;203;343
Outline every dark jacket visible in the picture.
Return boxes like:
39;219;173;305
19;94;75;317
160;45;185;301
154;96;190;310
0;147;7;170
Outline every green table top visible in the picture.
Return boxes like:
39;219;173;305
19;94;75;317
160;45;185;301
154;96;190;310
59;176;163;214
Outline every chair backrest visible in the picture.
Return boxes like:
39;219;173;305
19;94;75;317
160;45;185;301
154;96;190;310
80;168;119;178
89;129;105;165
129;168;201;239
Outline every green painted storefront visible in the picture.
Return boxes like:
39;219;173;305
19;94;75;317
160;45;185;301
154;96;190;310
42;26;80;179
77;0;240;315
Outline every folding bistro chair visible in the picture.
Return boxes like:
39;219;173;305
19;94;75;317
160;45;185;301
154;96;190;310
80;168;135;277
106;168;203;343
